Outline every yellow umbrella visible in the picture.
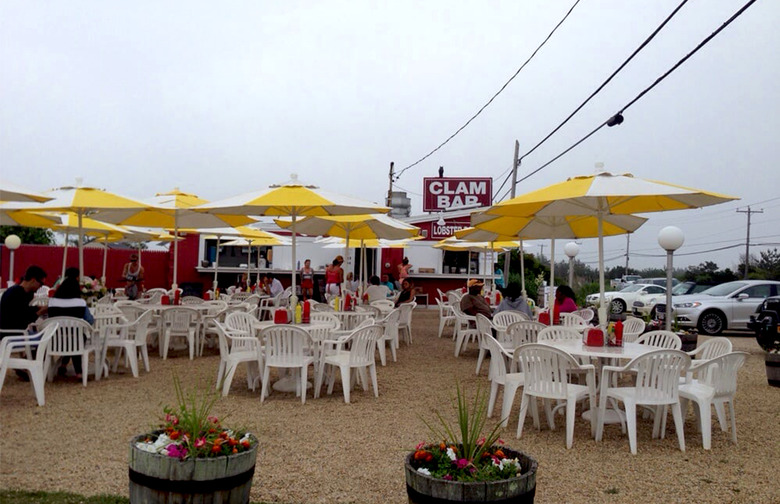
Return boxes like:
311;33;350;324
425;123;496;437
13;184;152;279
0;207;61;227
276;213;420;291
91;188;254;287
197;174;389;302
475;171;737;323
0;179;52;203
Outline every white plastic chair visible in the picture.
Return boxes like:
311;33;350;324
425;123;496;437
559;313;588;329
397;302;416;345
257;290;285;320
516;343;597;448
622;317;646;343
213;320;264;397
370;299;394;314
493;310;531;330
377;308;401;366
181;295;204;305
259;325;314;404
596;349;691;454
503;321;545;349
160;307;199;360
225;311;261;339
103;309;154;377
537;326;582;343
435;298;457;339
451;303;479;357
484;334;525;427
315;324;384;403
475;314;495;376
635;330;682;350
678;352;747;450
687;337;732;361
0;323;58;406
573;307;594;324
40;317;97;387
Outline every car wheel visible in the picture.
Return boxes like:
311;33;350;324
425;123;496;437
697;310;726;335
610;299;626;314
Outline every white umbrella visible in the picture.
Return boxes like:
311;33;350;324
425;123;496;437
0;179;52;203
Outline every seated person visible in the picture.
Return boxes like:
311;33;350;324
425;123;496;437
262;274;284;297
364;275;391;302
459;279;493;319
345;272;360;293
382;274;396;292
48;267;94;378
0;265;48;381
494;282;532;318
553;285;578;324
394;279;417;307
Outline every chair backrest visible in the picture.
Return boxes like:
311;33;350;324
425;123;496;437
370;299;394;311
476;313;494;337
95;295;113;306
622;317;646;343
504;321;545;347
573;307;594;323
493;310;529;329
129;310;155;343
40;316;93;355
161;307;198;332
181;296;204;305
260;325;311;365
446;290;463;302
398;302;415;326
1;323;58;365
516;343;584;400
450;302;475;323
537;326;582;343
115;301;147;323
693;337;733;360
344;325;384;365
204;300;228;315
212;320;231;359
694;351;747;395
627;349;690;403
559;313;587;328
483;333;508;381
357;305;381;318
635;330;682;350
229;291;252;303
140;291;164;304
311;302;335;312
310;312;341;330
225;312;257;336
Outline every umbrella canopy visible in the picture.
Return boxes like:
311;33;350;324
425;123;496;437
0;207;61;227
455;226;531;298
12;185;152;279
197;174;390;301
0;179;52;203
91;188;254;287
475;171;737;323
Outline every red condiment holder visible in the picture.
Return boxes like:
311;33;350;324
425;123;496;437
302;301;311;324
204;291;211;301
274;308;288;324
586;327;605;347
161;294;170;305
538;311;551;326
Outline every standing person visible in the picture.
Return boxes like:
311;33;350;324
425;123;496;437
459;279;493;319
48;267;94;379
121;253;144;300
494;282;532;318
493;263;505;291
553;285;578;324
300;259;314;300
397;257;412;287
325;256;344;296
0;265;47;381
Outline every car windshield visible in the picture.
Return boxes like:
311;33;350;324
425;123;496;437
672;282;693;295
699;281;748;297
620;284;644;293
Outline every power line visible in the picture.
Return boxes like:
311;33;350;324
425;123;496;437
393;0;582;182
517;0;690;164
516;0;758;186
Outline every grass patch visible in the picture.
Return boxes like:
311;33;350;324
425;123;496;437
0;490;129;504
604;487;620;495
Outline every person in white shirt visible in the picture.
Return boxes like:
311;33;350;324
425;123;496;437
364;275;391;302
262;275;284;297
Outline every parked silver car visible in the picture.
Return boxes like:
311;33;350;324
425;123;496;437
586;283;666;314
672;280;780;335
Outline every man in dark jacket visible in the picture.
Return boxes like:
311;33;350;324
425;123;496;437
459;279;493;319
0;265;47;380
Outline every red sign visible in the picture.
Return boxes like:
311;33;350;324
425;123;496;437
420;219;472;240
423;177;492;212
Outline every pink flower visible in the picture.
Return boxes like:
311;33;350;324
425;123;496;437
497;438;505;445
194;437;206;449
443;474;453;481
455;458;470;470
477;437;485;446
166;444;188;459
415;441;426;450
208;415;219;424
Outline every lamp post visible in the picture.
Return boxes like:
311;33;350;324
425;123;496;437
4;234;22;287
658;226;684;331
564;242;580;288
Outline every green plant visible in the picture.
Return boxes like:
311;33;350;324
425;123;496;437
134;373;255;459
410;382;523;482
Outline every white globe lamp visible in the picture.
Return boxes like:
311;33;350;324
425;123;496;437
564;242;580;287
658;226;684;331
4;234;22;287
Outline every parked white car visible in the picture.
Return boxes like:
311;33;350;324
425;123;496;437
586;283;666;314
672;280;780;335
632;281;713;318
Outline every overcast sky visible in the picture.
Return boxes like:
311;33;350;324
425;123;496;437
1;0;778;271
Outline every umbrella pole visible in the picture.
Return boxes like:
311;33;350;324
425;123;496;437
598;211;607;327
172;223;179;290
290;212;298;306
256;246;262;290
548;238;555;318
247;245;251;291
343;228;350;294
78;211;84;280
360;240;366;297
213;235;221;293
61;231;69;280
101;233;108;285
520;240;527;302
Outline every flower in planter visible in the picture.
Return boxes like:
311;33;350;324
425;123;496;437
135;374;256;460
410;382;524;482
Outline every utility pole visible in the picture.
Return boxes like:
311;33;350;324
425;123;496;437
502;141;520;288
386;162;394;206
625;233;630;274
737;206;763;279
538;243;545;261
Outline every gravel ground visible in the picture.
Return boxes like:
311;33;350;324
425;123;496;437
1;310;778;503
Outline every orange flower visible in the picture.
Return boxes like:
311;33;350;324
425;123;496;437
232;448;238;454
240;439;251;449
414;450;429;461
228;438;238;447
439;442;446;450
211;444;222;454
494;449;506;458
169;430;180;441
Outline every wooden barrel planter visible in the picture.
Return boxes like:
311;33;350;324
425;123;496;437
128;433;258;504
766;353;780;387
404;448;537;504
677;331;698;353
